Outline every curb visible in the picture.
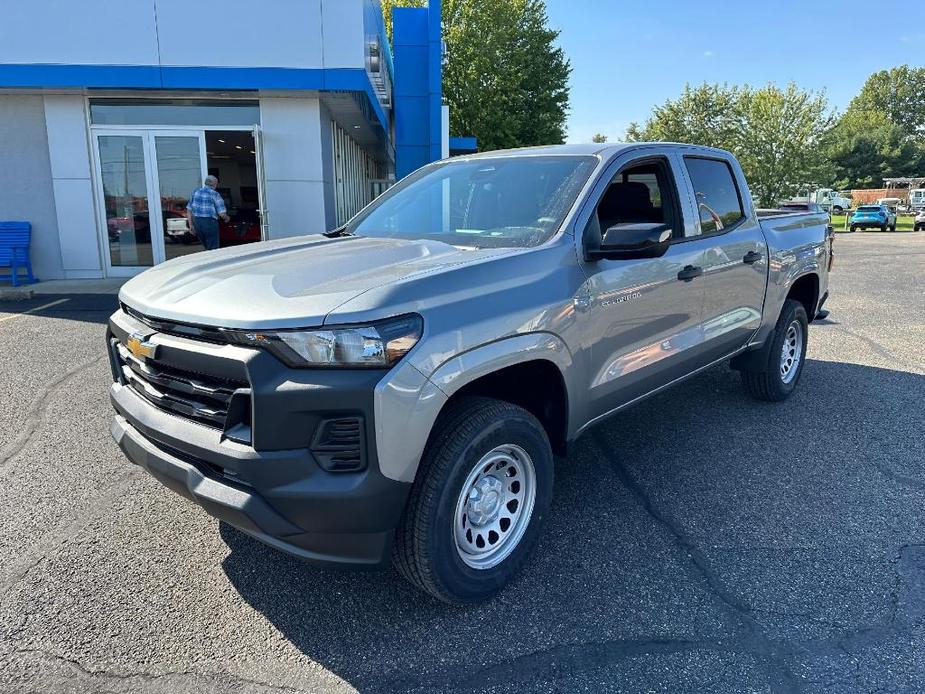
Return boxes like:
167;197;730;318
0;287;35;301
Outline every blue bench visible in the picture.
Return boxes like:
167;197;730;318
0;221;37;287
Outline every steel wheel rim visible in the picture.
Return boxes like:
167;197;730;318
779;320;803;384
453;444;537;570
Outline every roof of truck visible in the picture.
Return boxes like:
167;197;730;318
455;142;732;160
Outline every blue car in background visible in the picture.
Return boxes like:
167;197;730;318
849;205;896;232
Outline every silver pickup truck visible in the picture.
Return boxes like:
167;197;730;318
107;143;832;603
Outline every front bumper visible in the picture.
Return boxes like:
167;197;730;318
107;309;411;568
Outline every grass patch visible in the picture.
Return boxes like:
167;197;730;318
829;213;917;232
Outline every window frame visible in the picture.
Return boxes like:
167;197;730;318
579;154;686;258
681;155;747;239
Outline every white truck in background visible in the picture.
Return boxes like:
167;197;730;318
908;189;925;211
793;188;852;214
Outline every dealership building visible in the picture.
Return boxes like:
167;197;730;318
0;0;470;280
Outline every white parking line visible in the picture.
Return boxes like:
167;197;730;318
0;298;70;324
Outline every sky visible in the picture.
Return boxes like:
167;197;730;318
544;1;925;144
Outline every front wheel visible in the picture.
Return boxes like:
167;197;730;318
850;224;857;232
881;224;888;232
393;397;554;604
890;223;896;231
833;206;843;214
741;299;809;402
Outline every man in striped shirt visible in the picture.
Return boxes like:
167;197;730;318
186;175;230;251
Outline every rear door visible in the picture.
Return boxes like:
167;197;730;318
680;154;768;360
576;151;715;420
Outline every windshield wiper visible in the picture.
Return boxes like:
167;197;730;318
323;226;357;238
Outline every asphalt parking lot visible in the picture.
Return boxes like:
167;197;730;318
1;232;923;693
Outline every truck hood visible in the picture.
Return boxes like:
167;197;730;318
119;235;508;329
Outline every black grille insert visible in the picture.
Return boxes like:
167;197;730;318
113;339;250;433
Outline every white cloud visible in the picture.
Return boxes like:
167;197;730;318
703;50;714;57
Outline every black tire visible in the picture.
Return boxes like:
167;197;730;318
881;224;888;232
890;224;896;232
833;206;843;214
741;299;809;402
850;225;857;232
393;396;554;604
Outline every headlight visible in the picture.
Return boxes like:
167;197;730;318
236;314;423;368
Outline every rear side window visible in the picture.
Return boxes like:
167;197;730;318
684;157;745;235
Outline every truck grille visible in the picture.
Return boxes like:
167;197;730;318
113;340;248;431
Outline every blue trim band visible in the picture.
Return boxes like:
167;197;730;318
0;64;389;133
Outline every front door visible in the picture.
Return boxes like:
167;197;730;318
93;129;208;276
578;154;711;420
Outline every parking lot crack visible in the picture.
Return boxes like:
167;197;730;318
590;433;803;693
0;355;106;472
9;647;307;693
0;470;136;594
868;460;925;491
377;637;769;693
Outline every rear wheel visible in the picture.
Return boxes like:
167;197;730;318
833;205;843;214
881;223;888;232
890;223;896;231
741;299;809;402
850;224;857;232
393;397;554;604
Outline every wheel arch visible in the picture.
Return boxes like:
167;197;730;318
428;333;573;457
787;272;820;322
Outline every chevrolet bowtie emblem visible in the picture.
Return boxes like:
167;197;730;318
126;333;157;360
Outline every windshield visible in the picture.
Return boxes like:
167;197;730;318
347;155;597;249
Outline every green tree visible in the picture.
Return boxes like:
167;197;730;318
845;65;925;138
626;83;741;149
735;84;834;207
627;82;833;207
591;133;607;143
381;0;571;150
823;109;924;189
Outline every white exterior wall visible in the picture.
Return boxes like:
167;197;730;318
43;96;102;278
259;97;331;238
0;0;367;70
0;2;160;66
0;95;63;280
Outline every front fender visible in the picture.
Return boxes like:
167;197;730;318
375;333;572;484
428;332;573;397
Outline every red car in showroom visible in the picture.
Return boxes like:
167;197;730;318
219;208;261;246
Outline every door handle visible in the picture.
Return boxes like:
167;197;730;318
743;251;763;264
677;265;703;282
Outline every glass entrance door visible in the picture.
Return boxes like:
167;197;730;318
95;132;155;272
152;133;207;261
93;129;207;275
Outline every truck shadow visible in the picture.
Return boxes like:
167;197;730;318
0;293;117;327
220;358;925;693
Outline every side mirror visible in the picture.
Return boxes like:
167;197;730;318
587;222;672;261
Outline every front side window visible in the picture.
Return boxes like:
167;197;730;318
348;156;597;249
587;159;680;242
684;157;745;235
